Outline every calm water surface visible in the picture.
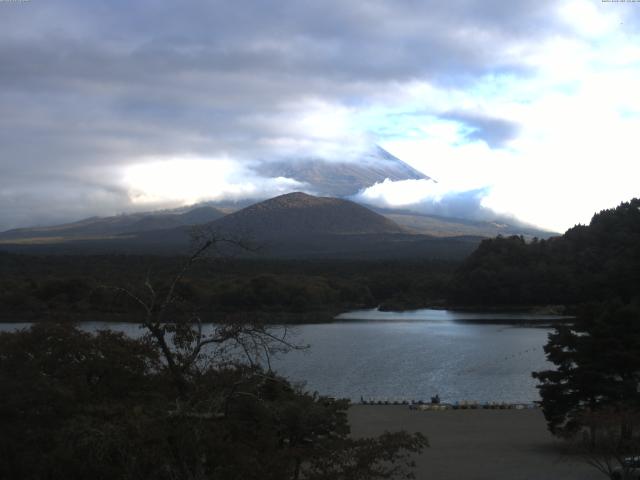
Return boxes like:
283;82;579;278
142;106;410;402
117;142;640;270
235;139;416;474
0;309;560;403
274;309;557;403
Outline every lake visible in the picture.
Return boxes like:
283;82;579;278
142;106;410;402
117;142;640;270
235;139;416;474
0;308;563;403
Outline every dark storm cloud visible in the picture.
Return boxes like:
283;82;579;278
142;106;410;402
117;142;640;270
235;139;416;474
443;112;520;149
0;0;569;229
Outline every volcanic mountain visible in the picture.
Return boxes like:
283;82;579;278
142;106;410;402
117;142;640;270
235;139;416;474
0;193;482;259
0;205;225;242
255;146;430;197
209;192;404;238
195;192;478;259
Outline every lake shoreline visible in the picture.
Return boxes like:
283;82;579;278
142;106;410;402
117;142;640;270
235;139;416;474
0;309;341;325
382;303;572;314
335;306;574;327
0;304;575;325
0;307;575;328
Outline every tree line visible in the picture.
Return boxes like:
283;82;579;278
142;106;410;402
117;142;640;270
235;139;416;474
448;198;640;478
449;198;640;307
0;237;427;480
0;254;454;321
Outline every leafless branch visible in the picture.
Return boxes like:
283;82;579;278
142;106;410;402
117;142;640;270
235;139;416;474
100;227;307;400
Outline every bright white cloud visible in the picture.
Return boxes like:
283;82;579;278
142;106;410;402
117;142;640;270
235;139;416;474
353;178;495;222
558;0;620;38
123;156;304;206
356;178;441;207
361;4;640;233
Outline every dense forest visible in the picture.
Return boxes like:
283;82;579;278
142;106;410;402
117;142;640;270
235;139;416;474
449;198;640;307
3;198;638;323
0;254;454;322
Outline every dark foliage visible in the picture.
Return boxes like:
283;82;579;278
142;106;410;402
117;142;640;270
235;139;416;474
0;255;454;321
449;198;640;306
532;302;640;437
0;324;426;480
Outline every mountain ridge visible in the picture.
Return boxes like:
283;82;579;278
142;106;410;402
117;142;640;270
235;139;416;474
0;205;225;241
207;192;405;238
0;192;482;260
365;205;557;239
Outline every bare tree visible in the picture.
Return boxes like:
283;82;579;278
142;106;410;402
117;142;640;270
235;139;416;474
110;228;305;399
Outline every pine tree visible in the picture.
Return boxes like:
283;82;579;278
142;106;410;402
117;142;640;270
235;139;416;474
533;303;640;439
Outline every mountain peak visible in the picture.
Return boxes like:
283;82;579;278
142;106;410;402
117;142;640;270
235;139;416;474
210;192;404;237
255;147;429;197
257;192;341;209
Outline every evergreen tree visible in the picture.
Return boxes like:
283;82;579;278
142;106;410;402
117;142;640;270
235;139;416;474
450;198;640;307
533;303;640;438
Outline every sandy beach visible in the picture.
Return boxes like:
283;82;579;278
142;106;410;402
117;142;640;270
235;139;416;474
348;406;603;480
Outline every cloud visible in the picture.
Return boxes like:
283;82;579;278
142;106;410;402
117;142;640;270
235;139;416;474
441;112;519;149
0;0;639;230
123;156;306;206
352;178;498;222
0;174;131;229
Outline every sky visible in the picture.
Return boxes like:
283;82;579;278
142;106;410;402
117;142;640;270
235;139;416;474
1;0;639;233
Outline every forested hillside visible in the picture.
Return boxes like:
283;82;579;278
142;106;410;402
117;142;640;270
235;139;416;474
0;255;453;322
449;198;640;306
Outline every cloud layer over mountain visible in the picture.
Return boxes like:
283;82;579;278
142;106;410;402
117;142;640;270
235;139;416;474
1;0;639;231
